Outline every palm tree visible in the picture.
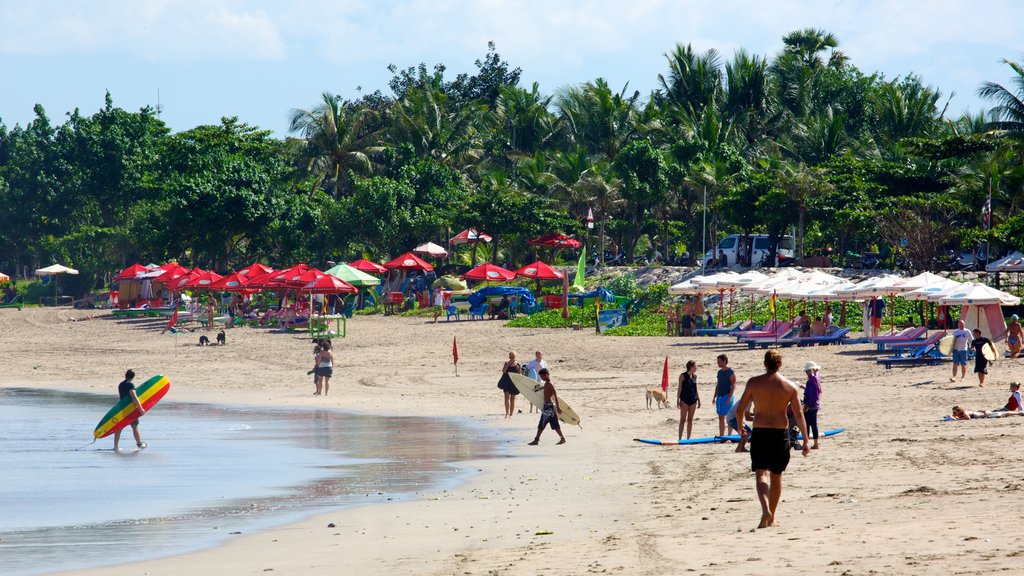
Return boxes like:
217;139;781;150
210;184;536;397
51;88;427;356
390;71;486;171
287;92;377;197
555;78;643;162
870;77;943;146
977;58;1024;134
723;49;781;153
572;161;623;264
772;28;847;119
658;44;723;118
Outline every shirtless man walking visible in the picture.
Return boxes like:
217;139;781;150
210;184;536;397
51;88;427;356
528;368;566;445
736;350;810;528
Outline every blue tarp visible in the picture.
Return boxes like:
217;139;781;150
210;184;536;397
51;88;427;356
567;287;615;303
467;286;538;309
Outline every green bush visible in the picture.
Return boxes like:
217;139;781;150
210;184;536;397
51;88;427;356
506;305;597;328
603;310;666;336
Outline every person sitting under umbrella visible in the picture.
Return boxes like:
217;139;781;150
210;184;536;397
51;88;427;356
490;295;511;320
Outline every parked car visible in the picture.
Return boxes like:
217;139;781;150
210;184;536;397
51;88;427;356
703;234;796;268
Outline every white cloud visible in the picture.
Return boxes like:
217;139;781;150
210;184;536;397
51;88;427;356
0;0;286;60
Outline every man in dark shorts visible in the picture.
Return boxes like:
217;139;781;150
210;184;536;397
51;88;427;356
528;368;566;445
114;369;147;451
735;350;809;528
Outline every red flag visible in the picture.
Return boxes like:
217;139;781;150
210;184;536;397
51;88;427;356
164;308;178;332
452;335;459;365
661;356;669;393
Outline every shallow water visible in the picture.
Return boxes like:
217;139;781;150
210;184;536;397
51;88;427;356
0;388;506;576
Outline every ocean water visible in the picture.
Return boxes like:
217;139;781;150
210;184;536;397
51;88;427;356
0;388;506;576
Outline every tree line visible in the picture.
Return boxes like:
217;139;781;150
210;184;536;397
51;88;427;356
2;32;1023;295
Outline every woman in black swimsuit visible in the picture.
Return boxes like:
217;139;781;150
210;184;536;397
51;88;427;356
497;351;522;418
678;360;701;440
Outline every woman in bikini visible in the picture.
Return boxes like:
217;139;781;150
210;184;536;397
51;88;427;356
677;360;701;440
316;340;334;396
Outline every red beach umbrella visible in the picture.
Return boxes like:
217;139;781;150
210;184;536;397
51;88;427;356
206;272;250;292
300;274;357;294
116;263;149;281
449;228;493;245
236;262;274;277
184;270;224;290
348;259;387;274
286;268;326;288
462;263;516;282
383;252;434;272
514;260;564;281
527;233;582;249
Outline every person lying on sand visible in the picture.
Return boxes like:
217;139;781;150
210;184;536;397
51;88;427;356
950;405;1024;420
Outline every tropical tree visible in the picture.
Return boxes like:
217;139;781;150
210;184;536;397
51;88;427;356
288;92;378;198
556;78;643;161
978;58;1024;134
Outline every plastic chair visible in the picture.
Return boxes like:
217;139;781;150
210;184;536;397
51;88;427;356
445;305;461;321
469;303;486;320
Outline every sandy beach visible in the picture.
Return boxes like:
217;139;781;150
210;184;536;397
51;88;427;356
4;306;1024;575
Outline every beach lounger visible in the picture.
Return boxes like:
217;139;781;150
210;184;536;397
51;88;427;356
0;294;23;310
745;329;797;348
694;320;750;337
872;326;927;351
876;341;947;369
769;327;853;348
736;321;792;343
884;331;946;354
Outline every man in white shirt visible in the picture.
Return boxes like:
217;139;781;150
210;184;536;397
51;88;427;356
525;351;548;380
950;320;972;383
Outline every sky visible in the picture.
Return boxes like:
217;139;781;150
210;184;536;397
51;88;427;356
1;0;1022;137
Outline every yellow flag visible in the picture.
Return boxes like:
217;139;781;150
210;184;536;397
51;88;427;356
769;291;776;314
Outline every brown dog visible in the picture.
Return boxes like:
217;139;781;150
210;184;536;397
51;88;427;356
646;387;670;409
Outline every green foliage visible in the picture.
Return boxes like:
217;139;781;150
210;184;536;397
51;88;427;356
506;305;597;329
603;310;666;336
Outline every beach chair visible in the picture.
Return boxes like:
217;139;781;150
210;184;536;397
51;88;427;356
773;327;852;348
508;298;519;319
745;328;797;349
876;339;947;369
339;300;356;319
884;331;946;354
445;305;461;321
469;303;486;320
736;321;792;343
694;320;748;337
871;326;927;351
0;294;23;310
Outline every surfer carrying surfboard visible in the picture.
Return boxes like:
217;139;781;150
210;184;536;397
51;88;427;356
527;368;566;446
114;369;146;451
970;328;994;387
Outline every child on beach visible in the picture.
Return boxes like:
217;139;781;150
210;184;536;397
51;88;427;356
802;361;822;450
528;368;566;445
999;382;1023;412
713;354;735;437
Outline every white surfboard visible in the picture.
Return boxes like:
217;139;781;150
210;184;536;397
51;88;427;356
938;334;954;356
983;342;998;362
508;372;581;426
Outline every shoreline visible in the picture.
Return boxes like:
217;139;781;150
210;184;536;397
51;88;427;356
5;307;1024;574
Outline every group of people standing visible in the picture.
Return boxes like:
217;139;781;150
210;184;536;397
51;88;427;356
497;350;549;418
676;353;824;451
310;339;334;395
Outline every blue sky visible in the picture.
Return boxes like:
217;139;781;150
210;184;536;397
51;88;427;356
1;0;1021;137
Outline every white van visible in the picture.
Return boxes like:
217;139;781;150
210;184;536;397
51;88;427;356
703;234;796;267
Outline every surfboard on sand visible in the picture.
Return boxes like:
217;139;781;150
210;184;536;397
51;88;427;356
633;428;846;446
94;375;171;439
938;334;954;356
508;372;581;426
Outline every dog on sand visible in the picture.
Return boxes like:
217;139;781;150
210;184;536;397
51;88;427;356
646;387;670;409
198;335;210;346
216;331;226;345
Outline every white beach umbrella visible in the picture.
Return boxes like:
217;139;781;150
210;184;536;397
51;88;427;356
412;242;449;259
804;282;857;302
34;264;79;276
890;271;947;293
717;270;771;289
903;278;964;301
695;271;740;290
850;274;905;298
668;278;703;295
938;283;1020;306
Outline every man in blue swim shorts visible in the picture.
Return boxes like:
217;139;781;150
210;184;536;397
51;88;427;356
713;354;736;437
736;350;809;529
950;320;972;382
